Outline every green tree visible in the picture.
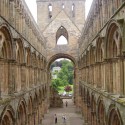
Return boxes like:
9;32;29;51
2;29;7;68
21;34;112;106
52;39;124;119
51;59;74;93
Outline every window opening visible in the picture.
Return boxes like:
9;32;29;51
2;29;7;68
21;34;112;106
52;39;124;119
48;4;52;18
72;4;75;17
62;3;64;9
57;35;68;45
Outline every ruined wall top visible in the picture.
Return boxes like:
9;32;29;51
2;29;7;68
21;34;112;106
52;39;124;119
78;0;125;55
22;0;46;47
37;0;85;2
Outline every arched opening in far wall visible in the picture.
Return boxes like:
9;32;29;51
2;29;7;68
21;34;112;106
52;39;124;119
47;53;77;107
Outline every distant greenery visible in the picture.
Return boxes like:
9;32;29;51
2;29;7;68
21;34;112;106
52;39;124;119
51;60;74;93
58;85;73;94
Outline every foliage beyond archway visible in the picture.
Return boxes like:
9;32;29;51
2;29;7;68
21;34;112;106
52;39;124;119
51;59;74;94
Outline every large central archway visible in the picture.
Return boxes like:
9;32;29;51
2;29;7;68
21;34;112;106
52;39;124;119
46;53;79;107
47;53;77;70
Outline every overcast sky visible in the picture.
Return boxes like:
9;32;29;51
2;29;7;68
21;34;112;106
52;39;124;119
25;0;93;22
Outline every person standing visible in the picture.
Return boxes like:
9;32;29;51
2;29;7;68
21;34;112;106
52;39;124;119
55;114;57;124
66;101;68;107
62;114;66;123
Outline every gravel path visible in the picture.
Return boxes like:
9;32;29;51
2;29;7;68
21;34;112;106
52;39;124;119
42;99;85;125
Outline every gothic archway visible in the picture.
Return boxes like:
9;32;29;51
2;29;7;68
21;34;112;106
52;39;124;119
0;106;15;125
108;108;123;125
56;26;68;45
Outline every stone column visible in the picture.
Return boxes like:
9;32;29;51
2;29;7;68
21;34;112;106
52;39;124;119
0;58;6;97
8;59;17;95
21;63;26;91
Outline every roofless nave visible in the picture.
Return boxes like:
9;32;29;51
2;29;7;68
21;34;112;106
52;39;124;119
0;0;125;125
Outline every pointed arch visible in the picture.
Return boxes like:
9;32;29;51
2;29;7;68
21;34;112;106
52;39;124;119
0;24;13;59
26;47;31;66
17;99;27;125
97;97;106;125
16;38;25;63
96;37;104;62
56;26;68;45
27;96;33;125
0;105;15;125
108;106;123;125
105;20;122;59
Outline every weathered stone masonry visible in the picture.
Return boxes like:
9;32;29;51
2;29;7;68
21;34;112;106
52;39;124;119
0;0;48;125
1;0;125;125
79;0;125;125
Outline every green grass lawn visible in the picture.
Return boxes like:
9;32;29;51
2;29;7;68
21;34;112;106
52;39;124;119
58;85;73;94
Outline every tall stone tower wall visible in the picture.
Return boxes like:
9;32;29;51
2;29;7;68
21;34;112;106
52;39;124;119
37;0;85;31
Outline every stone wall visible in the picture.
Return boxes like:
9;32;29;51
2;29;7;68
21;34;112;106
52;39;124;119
0;0;48;125
78;0;125;125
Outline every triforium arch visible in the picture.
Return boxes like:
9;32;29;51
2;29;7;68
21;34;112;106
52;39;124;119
0;24;14;95
96;37;104;62
105;20;122;59
0;24;13;59
91;93;96;125
0;105;15;125
15;38;25;64
97;97;106;125
105;20;123;94
27;96;33;125
16;99;27;125
56;26;68;44
108;105;123;125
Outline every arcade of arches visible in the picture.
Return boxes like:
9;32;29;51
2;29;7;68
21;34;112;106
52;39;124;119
0;0;125;125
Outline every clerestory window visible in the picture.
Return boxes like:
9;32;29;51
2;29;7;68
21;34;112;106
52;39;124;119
57;35;68;45
56;26;68;45
62;3;65;9
48;4;52;18
72;4;75;17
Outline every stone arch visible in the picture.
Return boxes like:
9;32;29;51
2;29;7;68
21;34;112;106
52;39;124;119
96;37;104;62
56;26;68;44
17;99;27;125
89;45;95;64
0;105;15;125
91;94;96;125
97;97;106;125
105;20;122;58
33;92;39;125
16;38;25;63
108;105;123;125
27;96;33;125
47;53;76;70
105;20;123;93
25;47;31;66
0;24;13;59
31;51;37;67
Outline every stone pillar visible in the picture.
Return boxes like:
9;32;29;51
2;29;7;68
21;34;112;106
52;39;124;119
119;58;124;95
8;59;16;95
21;63;26;91
0;58;6;97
